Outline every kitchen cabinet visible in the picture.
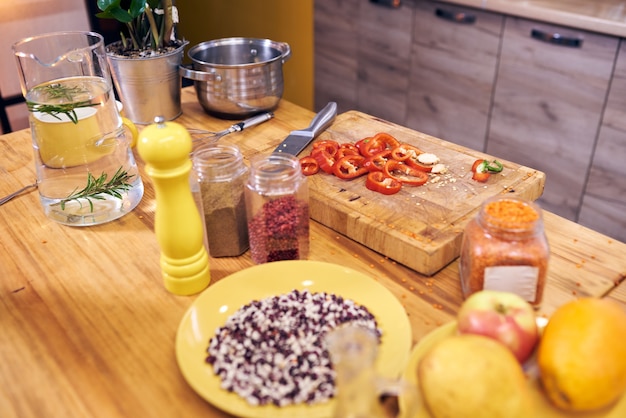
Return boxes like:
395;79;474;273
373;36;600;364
314;0;415;123
578;40;626;242
407;1;503;151
355;0;414;123
486;17;618;220
314;0;359;114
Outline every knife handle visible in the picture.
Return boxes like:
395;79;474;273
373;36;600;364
290;102;337;138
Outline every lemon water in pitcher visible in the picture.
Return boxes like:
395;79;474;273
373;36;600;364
13;31;143;226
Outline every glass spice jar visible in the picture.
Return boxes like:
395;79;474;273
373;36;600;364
193;144;249;257
245;153;310;264
189;161;210;255
459;196;550;308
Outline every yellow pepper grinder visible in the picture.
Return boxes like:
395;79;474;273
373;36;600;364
137;116;210;295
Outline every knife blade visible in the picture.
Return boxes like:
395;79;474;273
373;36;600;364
273;102;337;156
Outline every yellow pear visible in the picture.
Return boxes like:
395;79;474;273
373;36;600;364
417;334;533;418
537;297;626;412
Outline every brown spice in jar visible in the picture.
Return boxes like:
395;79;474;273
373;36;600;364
200;174;249;257
459;197;549;307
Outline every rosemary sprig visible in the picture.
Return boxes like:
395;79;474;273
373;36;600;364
59;167;135;212
26;83;97;124
41;83;83;101
27;102;97;124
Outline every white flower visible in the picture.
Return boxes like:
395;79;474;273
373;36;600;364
172;6;179;24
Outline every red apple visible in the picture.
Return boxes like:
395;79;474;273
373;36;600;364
457;290;539;363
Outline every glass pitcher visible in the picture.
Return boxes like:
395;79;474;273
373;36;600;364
12;31;143;226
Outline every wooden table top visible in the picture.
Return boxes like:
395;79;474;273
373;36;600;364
1;88;625;418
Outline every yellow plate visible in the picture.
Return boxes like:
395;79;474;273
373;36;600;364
176;260;412;418
400;321;626;418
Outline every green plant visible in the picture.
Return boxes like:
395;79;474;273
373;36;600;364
96;0;178;51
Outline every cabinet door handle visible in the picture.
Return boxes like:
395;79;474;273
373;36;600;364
531;29;583;48
435;8;476;24
370;0;401;8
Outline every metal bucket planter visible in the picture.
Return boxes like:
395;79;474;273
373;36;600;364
106;41;188;124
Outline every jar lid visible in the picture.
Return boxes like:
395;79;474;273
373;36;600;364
248;153;303;194
193;144;246;180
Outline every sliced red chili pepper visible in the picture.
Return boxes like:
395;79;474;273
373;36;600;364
373;132;401;150
333;155;368;179
472;158;503;173
472;159;488;173
335;143;360;159
355;137;373;155
471;159;490;182
470;158;501;182
311;148;336;174
299;156;319;176
312;139;339;149
472;171;491;182
339;143;359;154
361;137;386;157
384;160;429;186
363;150;392;172
405;156;434;173
390;144;423;162
312;140;339;158
365;171;402;195
362;132;402;157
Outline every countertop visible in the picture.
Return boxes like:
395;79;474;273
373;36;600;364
1;88;625;417
438;0;626;37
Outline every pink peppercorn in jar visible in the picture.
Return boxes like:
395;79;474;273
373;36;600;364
459;196;550;308
245;153;310;264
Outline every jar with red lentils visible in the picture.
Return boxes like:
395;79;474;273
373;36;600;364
245;153;310;264
459;196;549;308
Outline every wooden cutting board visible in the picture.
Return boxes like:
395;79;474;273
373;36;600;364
303;111;546;276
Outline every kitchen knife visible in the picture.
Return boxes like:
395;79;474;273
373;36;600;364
273;101;337;156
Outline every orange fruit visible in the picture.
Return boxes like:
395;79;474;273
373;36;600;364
537;297;626;412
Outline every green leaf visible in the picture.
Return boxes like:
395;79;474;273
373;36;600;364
129;0;148;18
96;0;121;13
97;0;146;20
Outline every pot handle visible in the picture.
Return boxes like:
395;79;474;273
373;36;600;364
179;64;216;82
279;42;292;64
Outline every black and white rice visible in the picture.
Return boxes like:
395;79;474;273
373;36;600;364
206;289;381;407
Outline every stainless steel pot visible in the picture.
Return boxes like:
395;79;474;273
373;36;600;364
180;38;291;119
